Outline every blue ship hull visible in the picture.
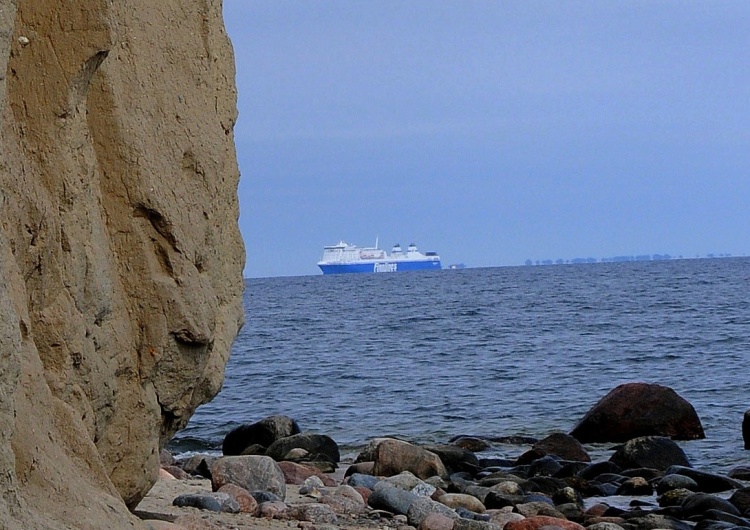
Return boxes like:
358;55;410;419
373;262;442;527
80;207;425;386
319;259;442;275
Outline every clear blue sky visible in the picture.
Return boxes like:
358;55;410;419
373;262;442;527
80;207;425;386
224;1;750;278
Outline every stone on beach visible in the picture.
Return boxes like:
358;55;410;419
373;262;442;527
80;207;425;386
728;465;750;481
266;432;341;464
420;512;460;530
531;432;591;462
665;466;744;493
437;493;487;513
407;495;462;527
679;493;741;518
657;488;694;507
609;435;691;470
656;473;700;494
286;502;339;524
452;518;499;530
318;485;368;514
257;500;289;518
488;511;526;529
372;438;448;479
162;465;190;480
569;382;705;443
278;460;337;485
217;483;258;513
210;455;287;500
505;515;587;530
422;443;482;474
149;419;750;530
381;470;437;497
222;415;301;455
346;472;380;490
450;436;493;452
616;476;653;496
369;483;420;514
180;454;218;479
172;491;240;513
586;523;626;530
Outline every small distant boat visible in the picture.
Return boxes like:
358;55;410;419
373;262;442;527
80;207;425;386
318;240;442;274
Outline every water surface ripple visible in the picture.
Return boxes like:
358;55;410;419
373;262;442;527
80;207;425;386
174;258;750;472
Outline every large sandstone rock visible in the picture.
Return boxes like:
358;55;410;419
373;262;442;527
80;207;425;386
0;1;244;529
570;382;705;443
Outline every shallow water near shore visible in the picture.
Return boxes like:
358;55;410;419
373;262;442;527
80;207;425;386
172;258;749;472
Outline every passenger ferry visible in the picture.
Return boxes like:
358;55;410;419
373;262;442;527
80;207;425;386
317;240;441;274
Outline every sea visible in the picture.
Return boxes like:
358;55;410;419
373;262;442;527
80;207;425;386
170;257;749;474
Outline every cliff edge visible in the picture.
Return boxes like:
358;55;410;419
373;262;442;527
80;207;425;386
0;1;245;528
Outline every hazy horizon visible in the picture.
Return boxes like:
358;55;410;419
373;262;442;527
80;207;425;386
224;1;750;278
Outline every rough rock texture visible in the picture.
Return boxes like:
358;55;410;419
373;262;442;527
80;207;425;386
0;1;244;529
570;382;705;443
609;436;691;471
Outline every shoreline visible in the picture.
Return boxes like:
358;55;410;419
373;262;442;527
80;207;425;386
140;433;750;530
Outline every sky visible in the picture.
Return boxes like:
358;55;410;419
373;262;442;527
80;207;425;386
223;1;750;278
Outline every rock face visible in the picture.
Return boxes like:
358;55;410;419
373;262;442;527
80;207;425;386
570;382;705;443
0;2;244;529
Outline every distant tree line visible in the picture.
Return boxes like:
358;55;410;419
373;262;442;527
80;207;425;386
524;253;735;266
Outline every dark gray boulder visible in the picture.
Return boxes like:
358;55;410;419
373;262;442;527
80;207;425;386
698;509;750;528
527;455;563;477
222;415;301;456
532;432;591;462
609;436;691;471
680;493;741;519
577;461;622;480
744;410;750;450
346;473;380;490
729;487;750;514
693;521;745;530
179;453;217;479
626;513;693;530
173;492;240;513
666;466;744;493
422;443;480;475
368;483;419;515
656;473;699;494
266;432;340;464
406;496;460;527
728;465;750;481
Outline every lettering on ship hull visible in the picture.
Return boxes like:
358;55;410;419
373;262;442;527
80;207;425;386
374;262;398;273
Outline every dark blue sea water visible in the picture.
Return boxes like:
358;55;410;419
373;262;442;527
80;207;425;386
172;258;749;473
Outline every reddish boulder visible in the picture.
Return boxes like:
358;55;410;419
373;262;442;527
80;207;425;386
570;383;704;443
419;512;456;530
217;483;259;514
277;460;336;486
506;515;586;530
